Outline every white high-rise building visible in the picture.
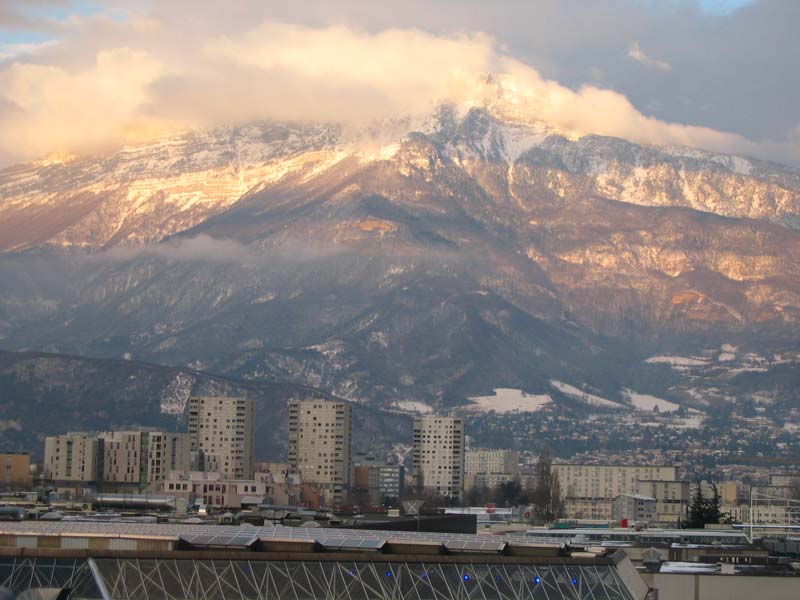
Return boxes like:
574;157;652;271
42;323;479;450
189;397;255;479
412;415;465;501
288;399;352;505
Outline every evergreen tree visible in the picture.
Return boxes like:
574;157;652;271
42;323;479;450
684;483;706;529
684;482;730;528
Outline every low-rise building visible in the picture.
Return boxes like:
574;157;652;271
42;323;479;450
612;494;656;524
0;453;31;489
161;471;267;510
553;464;678;520
45;430;192;492
43;433;103;485
464;448;519;490
636;480;689;525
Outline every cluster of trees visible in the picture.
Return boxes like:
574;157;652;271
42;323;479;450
683;482;731;528
464;451;563;524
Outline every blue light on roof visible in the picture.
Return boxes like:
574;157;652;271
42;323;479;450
463;574;470;581
534;576;541;584
572;577;578;585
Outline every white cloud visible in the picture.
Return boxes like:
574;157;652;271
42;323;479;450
628;42;672;72
0;17;797;167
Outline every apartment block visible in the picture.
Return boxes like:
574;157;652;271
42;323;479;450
0;453;31;488
553;464;678;520
353;462;405;505
288;399;352;505
637;480;690;525
412;415;465;501
43;433;103;483
103;430;193;487
189;396;255;480
612;494;657;524
465;448;519;489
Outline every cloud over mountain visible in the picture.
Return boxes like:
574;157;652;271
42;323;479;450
0;5;798;166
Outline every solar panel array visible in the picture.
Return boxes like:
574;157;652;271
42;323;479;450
0;520;550;551
443;539;507;553
179;531;260;549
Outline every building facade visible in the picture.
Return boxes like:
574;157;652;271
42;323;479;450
412;415;465;501
44;430;192;491
43;433;103;484
553;464;678;520
636;480;690;525
161;471;267;510
102;430;193;489
611;494;656;523
464;448;519;490
288;399;352;505
0;453;31;488
188;396;255;480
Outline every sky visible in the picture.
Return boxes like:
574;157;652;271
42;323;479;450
0;0;797;167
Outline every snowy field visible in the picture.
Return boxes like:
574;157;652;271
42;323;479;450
550;380;620;408
623;389;680;413
466;388;552;413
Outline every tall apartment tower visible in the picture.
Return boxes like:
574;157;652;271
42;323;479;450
188;397;255;479
288;399;352;505
412;415;465;501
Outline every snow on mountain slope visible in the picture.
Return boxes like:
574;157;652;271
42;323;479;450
3;77;800;254
0;123;343;251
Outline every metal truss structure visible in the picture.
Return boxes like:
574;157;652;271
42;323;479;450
0;557;635;600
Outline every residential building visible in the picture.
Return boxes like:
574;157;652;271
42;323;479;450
464;448;519;489
612;494;656;523
473;472;517;489
189;396;255;480
100;430;194;491
637;480;690;525
44;430;192;491
353;461;405;505
412;415;465;501
553;464;678;520
288;399;352;505
0;453;31;488
43;433;103;484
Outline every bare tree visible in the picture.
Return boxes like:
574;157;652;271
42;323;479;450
532;450;562;523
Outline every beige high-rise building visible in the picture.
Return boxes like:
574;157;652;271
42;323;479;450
553;464;678;520
412;415;465;501
189;397;256;479
43;433;102;483
288;399;352;505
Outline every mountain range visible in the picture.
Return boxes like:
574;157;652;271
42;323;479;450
1;77;799;457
